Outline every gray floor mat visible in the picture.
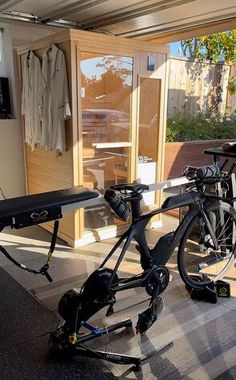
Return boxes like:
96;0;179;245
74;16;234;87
0;266;114;379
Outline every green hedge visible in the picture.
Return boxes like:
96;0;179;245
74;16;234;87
166;110;236;142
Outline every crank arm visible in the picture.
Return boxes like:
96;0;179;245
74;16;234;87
114;265;162;292
113;277;145;292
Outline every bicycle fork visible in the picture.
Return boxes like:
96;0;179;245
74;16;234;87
199;206;219;251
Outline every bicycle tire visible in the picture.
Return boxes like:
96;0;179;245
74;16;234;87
178;201;236;288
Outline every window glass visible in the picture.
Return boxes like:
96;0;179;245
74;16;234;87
81;52;133;231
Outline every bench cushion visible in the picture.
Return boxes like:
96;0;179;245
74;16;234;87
0;187;99;228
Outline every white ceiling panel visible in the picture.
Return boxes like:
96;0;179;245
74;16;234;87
0;0;236;39
61;0;172;24
39;0;146;22
12;0;77;17
98;0;236;37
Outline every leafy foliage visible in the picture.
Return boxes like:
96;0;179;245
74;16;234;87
96;55;132;81
181;30;236;64
227;75;236;95
166;110;236;142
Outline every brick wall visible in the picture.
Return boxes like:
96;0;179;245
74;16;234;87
164;140;233;180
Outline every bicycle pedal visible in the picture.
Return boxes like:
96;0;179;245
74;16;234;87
106;304;114;316
136;297;163;334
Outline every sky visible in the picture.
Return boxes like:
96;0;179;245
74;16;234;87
81;55;133;84
169;41;182;57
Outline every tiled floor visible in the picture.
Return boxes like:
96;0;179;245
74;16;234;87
1;215;236;379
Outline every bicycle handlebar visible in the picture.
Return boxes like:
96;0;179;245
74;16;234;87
105;159;236;219
185;164;220;180
185;158;236;183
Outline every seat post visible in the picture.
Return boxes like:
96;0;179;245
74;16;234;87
129;194;142;219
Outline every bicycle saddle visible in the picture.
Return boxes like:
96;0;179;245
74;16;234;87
110;183;149;193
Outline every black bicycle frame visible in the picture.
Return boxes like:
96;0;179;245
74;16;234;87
100;190;212;290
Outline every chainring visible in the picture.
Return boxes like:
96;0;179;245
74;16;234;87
145;265;169;297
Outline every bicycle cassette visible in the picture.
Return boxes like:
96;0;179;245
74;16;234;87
58;268;119;331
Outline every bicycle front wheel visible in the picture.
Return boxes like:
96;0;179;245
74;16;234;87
178;201;236;288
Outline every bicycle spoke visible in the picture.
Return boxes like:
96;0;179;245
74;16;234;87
179;202;236;287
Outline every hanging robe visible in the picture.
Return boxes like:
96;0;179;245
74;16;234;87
21;50;43;150
41;44;71;152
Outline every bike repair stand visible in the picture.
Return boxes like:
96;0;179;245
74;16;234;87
67;318;142;371
186;275;231;303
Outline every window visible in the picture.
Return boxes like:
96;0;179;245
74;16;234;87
0;28;7;77
0;27;13;118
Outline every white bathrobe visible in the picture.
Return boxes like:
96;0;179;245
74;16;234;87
21;51;43;150
41;44;71;151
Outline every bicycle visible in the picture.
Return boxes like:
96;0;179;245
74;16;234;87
49;160;236;369
102;161;236;288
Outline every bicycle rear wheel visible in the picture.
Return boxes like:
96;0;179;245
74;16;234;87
178;201;236;288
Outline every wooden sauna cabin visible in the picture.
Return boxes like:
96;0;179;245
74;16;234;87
17;29;169;247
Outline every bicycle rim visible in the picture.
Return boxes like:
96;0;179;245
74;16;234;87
178;202;236;288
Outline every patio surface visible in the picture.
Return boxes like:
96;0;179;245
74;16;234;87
0;215;236;379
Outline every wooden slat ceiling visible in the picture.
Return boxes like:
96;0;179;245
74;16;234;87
0;0;236;41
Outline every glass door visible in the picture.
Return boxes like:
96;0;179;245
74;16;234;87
138;76;161;207
80;52;133;231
